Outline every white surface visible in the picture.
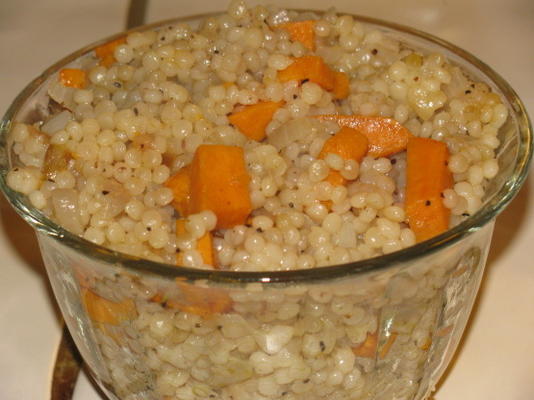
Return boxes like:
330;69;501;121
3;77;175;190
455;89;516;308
0;1;532;399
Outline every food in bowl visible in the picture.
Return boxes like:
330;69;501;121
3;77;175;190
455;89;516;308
5;2;506;270
1;1;528;400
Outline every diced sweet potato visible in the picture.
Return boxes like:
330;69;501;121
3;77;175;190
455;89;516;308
82;288;136;326
95;37;126;67
405;137;452;242
175;219;214;266
189;145;252;229
166;281;233;318
332;71;350;100
318;126;369;186
59;68;87;89
315;115;413;157
196;233;215;266
165;165;191;217
278;56;335;91
352;331;378;358
319;126;369;162
228;101;284;141
278;20;316;51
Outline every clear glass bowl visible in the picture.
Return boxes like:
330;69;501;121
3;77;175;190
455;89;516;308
0;11;532;400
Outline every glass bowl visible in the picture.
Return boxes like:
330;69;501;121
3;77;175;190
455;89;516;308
0;10;531;400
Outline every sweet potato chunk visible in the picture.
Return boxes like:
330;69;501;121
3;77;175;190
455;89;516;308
278;20;316;51
95;37;126;67
352;331;378;358
168;281;233;318
278;56;335;91
82;289;136;326
189;145;252;229
318;126;369;186
228;101;284;141
315;115;413;157
165;165;191;217
59;68;87;89
405;137;453;242
332;71;350;100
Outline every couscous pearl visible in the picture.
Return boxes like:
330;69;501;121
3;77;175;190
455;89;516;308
29;190;47;209
73;89;94;104
324;153;344;171
301;82;323;105
322;213;342;233
482;159;499;178
84;227;105;245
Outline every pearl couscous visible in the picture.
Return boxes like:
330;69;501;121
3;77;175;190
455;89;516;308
5;1;508;399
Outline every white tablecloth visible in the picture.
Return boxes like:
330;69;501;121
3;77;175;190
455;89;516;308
0;1;532;399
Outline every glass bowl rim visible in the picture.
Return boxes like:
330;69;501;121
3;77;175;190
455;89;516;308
0;10;532;285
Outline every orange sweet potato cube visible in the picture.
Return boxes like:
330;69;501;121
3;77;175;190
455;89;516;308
318;126;369;186
278;56;335;91
189;145;252;229
228;101;284;141
165;165;192;217
278;20;316;51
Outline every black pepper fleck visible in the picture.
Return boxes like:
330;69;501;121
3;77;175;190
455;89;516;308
465;89;472;94
288;202;294;208
440;192;445;198
319;341;326;352
195;323;201;328
414;76;419;81
102;190;110;195
391;158;397;165
462;212;470;217
301;78;309;84
303;378;310;383
371;48;378;55
113;81;122;88
425;200;431;206
293;94;298;99
256;227;263;233
214;49;220;54
147;227;152;231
